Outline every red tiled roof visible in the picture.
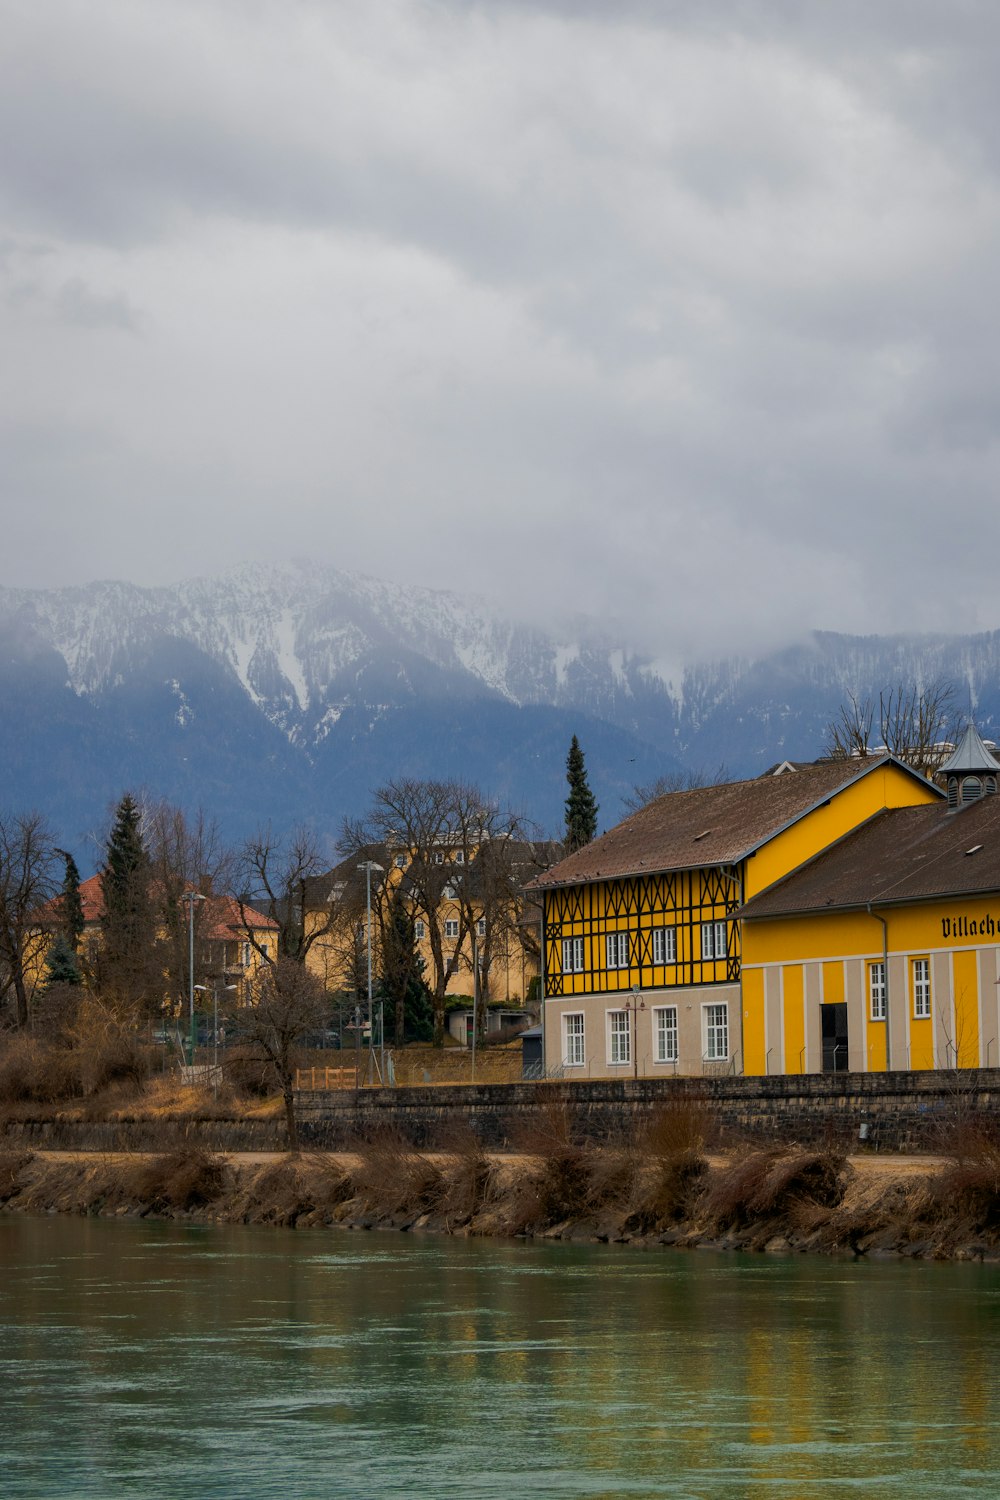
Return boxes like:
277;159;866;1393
68;876;277;935
528;756;939;890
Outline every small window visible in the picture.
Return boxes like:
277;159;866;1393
563;1013;585;1067
606;932;630;970
562;936;585;973
241;941;251;968
395;854;407;869
652;926;677;965
913;958;931;1019
434;851;444;865
654;1005;678;1063
608;1010;631;1065
444;919;459;940
869;961;886;1021
703;1002;728;1060
962;777;982;805
455;851;465;864
414;919;425;940
476;917;486;937
701;921;727;962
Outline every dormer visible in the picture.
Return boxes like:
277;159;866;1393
939;722;1000;809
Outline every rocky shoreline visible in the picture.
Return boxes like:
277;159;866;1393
2;1135;998;1262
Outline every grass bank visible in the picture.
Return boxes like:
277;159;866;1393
2;1105;999;1261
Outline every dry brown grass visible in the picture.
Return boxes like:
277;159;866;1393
701;1148;846;1233
350;1129;443;1220
432;1124;501;1228
131;1147;227;1212
0;1149;34;1202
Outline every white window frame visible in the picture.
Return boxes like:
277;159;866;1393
395;854;407;869
653;1005;678;1064
913;958;931;1019
652;926;677;965
414;919;425;940
434;851;444;865
608;1009;631;1066
444;918;459;940
869;961;886;1021
562;936;585;973
563;1013;585;1067
455;850;465;864
606;931;630;970
240;940;251;968
701;921;727;962
476;917;486;938
703;1002;729;1061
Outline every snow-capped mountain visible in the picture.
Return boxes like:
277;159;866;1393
3;560;1000;863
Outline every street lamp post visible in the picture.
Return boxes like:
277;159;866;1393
195;982;237;1068
181;891;206;1067
357;860;384;1083
628;983;646;1081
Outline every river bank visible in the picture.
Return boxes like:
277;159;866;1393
2;1132;998;1261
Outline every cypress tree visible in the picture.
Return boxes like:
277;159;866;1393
564;735;599;853
378;885;434;1045
55;849;84;953
100;793;155;1010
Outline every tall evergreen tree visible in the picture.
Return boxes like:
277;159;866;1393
100;793;156;1011
378;885;434;1045
564;735;599;853
55;849;85;953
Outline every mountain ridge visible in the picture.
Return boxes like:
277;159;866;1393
3;562;1000;863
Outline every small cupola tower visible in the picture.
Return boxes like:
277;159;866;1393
939;722;1000;809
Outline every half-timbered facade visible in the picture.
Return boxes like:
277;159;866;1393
530;757;941;1079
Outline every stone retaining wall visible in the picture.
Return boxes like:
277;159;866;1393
296;1068;1000;1153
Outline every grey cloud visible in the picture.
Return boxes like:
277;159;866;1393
2;1;1000;660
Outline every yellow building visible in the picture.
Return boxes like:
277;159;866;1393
741;726;1000;1074
531;756;940;1079
305;839;554;1014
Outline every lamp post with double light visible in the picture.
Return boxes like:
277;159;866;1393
356;860;384;1081
195;982;237;1067
181;891;206;1066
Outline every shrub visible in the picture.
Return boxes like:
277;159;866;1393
351;1129;443;1219
0;1035;79;1105
702;1149;845;1232
223;1046;277;1098
133;1147;226;1212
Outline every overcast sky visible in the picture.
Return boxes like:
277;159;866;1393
4;1;1000;659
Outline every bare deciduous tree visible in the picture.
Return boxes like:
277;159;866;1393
622;764;731;815
232;825;339;965
145;801;232;1010
0;812;59;1028
824;682;958;777
341;779;534;1045
227;956;329;1149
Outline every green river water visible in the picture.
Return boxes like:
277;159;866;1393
1;1215;999;1498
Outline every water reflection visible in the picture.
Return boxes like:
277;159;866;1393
1;1216;999;1497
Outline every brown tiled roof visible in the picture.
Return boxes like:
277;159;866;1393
529;756;935;890
741;796;1000;919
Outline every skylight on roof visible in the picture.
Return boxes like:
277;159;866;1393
693;829;713;842
965;845;984;856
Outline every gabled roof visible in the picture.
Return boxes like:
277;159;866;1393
71;875;277;935
740;795;1000;919
529;756;939;890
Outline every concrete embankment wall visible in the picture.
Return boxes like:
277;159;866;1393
0;1117;288;1153
296;1069;1000;1153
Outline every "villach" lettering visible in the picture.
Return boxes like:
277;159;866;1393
942;914;997;939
